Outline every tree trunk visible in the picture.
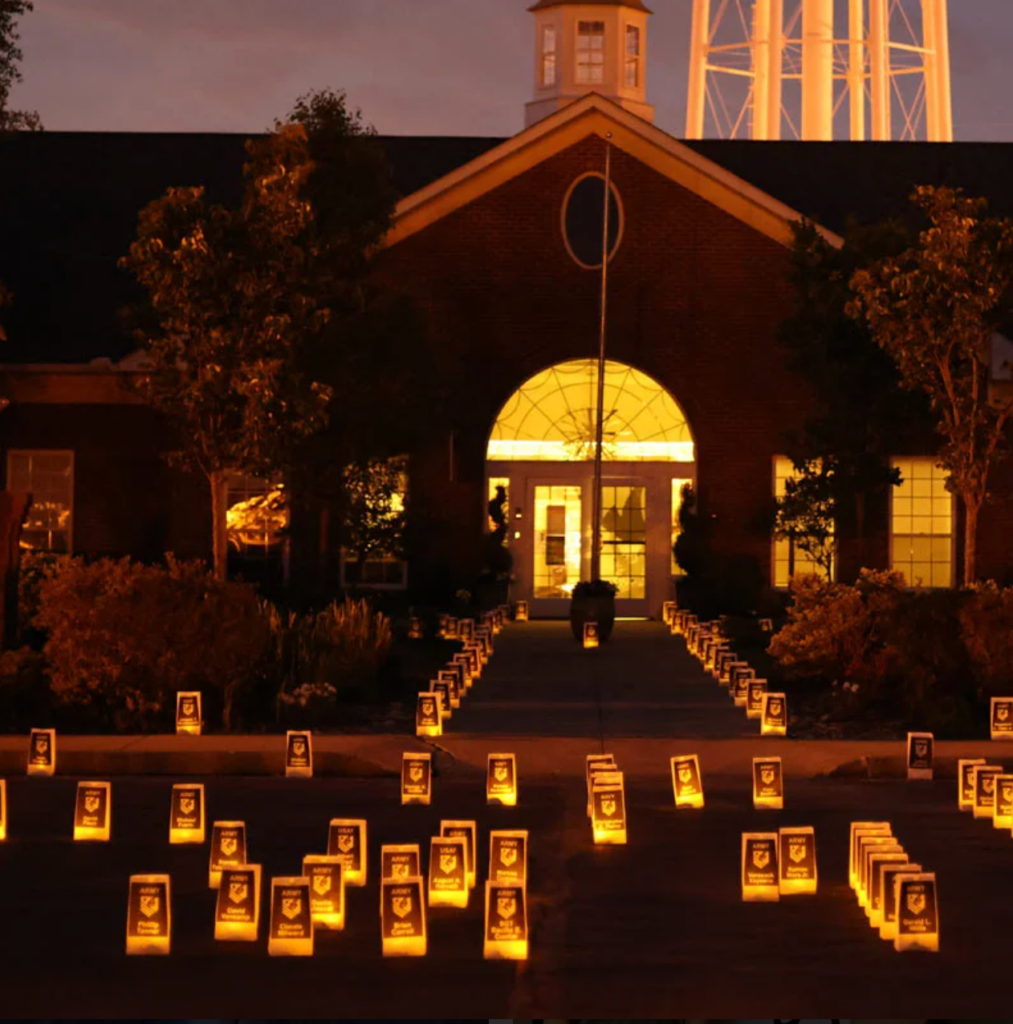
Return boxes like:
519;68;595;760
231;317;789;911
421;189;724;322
209;469;228;582
855;491;867;576
963;497;980;587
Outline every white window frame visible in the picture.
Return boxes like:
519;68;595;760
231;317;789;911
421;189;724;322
223;470;290;581
7;449;75;554
339;550;408;591
624;24;641;88
771;455;836;589
889;457;955;589
541;24;557;87
575;19;606;85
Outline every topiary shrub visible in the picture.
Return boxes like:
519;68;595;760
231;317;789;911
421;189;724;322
34;555;273;731
959;582;1013;699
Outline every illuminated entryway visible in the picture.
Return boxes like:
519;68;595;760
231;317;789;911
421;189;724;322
487;359;696;618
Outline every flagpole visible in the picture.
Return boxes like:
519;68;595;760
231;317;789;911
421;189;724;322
590;132;612;583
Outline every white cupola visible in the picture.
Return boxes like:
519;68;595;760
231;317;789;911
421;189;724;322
525;0;654;128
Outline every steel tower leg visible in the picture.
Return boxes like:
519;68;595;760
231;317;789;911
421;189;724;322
802;0;834;140
849;0;866;140
869;0;891;139
686;0;710;138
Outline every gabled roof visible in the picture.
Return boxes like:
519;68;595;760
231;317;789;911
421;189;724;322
386;93;842;251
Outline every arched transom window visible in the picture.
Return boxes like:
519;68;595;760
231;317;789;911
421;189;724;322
488;359;694;462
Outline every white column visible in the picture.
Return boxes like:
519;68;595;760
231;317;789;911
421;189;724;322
767;0;784;140
931;0;954;140
802;0;834;140
752;0;771;139
686;0;711;138
848;0;866;141
869;0;891;140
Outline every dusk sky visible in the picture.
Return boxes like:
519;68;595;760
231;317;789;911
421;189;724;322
11;0;1013;141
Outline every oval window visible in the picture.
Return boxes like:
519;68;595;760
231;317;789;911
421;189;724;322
562;173;623;269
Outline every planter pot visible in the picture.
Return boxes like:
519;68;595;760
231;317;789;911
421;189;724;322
569;593;616;643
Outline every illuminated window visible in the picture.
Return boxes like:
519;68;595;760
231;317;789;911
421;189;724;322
542;25;557;86
624;25;640;87
8;450;73;553
341;459;408;590
226;473;288;559
533;485;582;598
489;360;694;463
891;458;953;588
601;485;646;599
773;456;834;588
562;173;623;270
671;477;693;574
576;20;605;84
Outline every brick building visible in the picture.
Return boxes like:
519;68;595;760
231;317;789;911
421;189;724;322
1;0;1012;616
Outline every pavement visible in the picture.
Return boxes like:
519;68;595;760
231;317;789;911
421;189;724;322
3;620;1013;1016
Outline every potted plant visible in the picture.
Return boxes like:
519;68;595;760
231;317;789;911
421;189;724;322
569;579;618;643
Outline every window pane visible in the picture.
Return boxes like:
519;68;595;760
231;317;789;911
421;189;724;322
890;457;952;589
10;451;73;553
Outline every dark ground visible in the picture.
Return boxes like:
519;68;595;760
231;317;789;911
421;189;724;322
1;769;1011;1017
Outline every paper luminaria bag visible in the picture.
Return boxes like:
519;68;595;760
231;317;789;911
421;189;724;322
879;861;923;941
778;826;817;895
858;836;903;908
670;754;705;809
515;600;529;622
745;678;768;720
583;622;600;649
487;752;518;806
850;821;892;889
0;778;6;841
741;832;779;902
175;690;202;735
401;752;432;805
215;863;261;941
958;758;986;811
438;669;462;709
381;844;422;889
894;871;940;952
268;876;314;957
27;727;55;777
209;820;248;888
906;731;934;780
285;730;313;778
126;874;171;955
302;855;345;930
74;780;112;841
760;692;788;736
381;876;427;957
428;835;469;908
169;782;205;844
585;753;616;817
990;696;1013;740
752;756;784;810
484;880;528;960
972;764;1004;820
489;829;528;887
994;774;1013;830
731;665;754;706
591;776;627;845
431;680;452;720
327;819;367;887
440;820;477;889
867;850;909;929
416;692;442;737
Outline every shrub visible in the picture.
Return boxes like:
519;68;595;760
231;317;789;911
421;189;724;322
767;569;905;687
0;646;51;730
959;582;1013;699
293;597;393;703
34;555;272;731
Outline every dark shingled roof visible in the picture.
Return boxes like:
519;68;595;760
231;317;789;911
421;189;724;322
529;0;652;11
2;130;1013;363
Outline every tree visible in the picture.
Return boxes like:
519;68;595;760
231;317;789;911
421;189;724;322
123;90;401;582
122;121;333;579
773;457;837;580
1;0;41;131
777;220;924;580
849;186;1013;585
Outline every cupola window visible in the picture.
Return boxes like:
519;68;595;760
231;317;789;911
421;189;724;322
576;21;605;84
542;25;557;87
625;25;641;88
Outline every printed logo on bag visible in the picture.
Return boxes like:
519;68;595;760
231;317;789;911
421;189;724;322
753;847;770;869
486;884;527;943
312;873;331;896
229;879;249;904
271;884;310;939
898;879;937;934
440;850;458;874
128;881;168;938
76;786;108;827
382;880;424;939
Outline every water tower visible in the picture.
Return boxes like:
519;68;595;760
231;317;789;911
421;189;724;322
685;0;953;141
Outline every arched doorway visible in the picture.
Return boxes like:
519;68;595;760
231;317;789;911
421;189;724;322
486;359;696;618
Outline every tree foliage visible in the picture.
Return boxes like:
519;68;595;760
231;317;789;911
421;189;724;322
776;220;923;578
848;186;1013;585
122;89;399;580
0;0;41;131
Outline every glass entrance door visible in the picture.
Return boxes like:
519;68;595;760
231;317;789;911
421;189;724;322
600;483;648;615
532;484;584;611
